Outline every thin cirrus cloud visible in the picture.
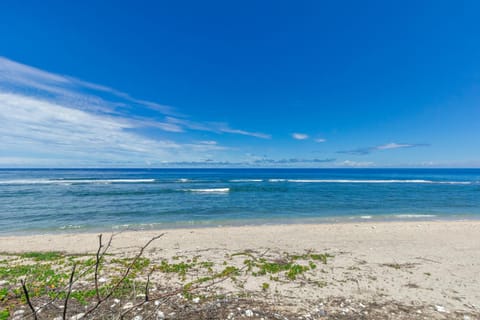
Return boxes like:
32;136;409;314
338;142;429;155
338;160;375;167
159;157;336;167
0;56;270;166
166;117;271;139
292;134;327;143
253;158;335;164
292;133;309;140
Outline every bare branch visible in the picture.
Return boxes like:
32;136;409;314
63;263;77;320
94;233;115;302
21;279;38;320
145;268;154;302
83;233;164;319
94;234;103;301
31;232;119;315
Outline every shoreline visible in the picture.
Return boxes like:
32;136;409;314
1;219;479;253
2;214;479;237
1;220;479;316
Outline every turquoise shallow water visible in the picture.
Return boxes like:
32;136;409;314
0;168;479;235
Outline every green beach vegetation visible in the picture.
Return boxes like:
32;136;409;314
0;235;335;319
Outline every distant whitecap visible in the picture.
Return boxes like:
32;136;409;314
0;178;155;185
394;214;437;218
182;188;230;193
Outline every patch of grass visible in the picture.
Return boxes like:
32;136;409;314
261;282;269;291
0;263;69;286
0;309;10;320
157;260;194;280
308;253;334;264
199;261;214;269
111;257;150;273
0;258;82;302
290;253;334;264
0;247;336;318
219;266;239;278
286;264;310;280
20;251;64;261
0;288;7;301
242;252;332;281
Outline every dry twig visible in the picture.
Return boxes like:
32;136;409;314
63;263;77;320
83;234;164;318
20;279;38;320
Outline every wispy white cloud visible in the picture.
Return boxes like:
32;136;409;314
338;142;429;155
0;92;231;164
155;157;336;167
292;133;309;140
337;160;375;167
253;158;335;164
0;57;270;166
0;56;269;134
0;56;175;116
165;117;271;139
0;56;271;139
376;142;415;150
198;140;218;145
216;125;271;139
315;138;327;143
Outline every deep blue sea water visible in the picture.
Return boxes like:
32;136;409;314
1;168;479;235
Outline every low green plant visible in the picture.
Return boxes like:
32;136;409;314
261;282;270;291
240;252;332;281
20;251;64;261
157;260;194;280
0;287;7;301
286;264;310;280
0;309;10;320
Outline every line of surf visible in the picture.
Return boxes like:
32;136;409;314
0;179;156;185
181;188;230;193
268;179;472;184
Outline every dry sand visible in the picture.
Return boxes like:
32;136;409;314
1;220;479;316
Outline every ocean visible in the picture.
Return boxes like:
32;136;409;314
0;168;479;235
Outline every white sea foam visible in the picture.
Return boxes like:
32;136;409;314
394;214;437;218
183;188;230;193
178;178;189;182
229;179;263;182
0;178;155;185
59;224;83;230
269;179;472;184
436;181;472;185
360;215;373;219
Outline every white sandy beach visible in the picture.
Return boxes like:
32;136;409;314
1;220;480;318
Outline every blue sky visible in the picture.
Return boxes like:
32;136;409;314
1;0;479;167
